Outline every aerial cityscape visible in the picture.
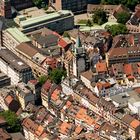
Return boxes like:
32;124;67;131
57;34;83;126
0;0;140;139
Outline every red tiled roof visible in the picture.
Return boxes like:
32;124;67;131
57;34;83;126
0;128;11;140
124;64;132;76
130;119;140;129
134;88;140;94
58;38;68;48
45;57;57;69
51;89;60;101
75;126;83;134
42;80;52;91
5;95;13;105
96;62;107;73
59;122;72;135
28;79;38;85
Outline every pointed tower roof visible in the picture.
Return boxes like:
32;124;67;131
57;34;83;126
75;35;82;48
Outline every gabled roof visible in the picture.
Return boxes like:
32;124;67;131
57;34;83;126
16;42;38;58
130;119;140;129
121;114;135;125
5;95;14;105
58;38;69;48
42;80;52;92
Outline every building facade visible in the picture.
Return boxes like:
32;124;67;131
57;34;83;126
73;36;90;77
14;10;74;33
2;27;30;53
10;0;33;10
51;0;87;13
0;72;10;88
0;49;33;85
0;0;12;18
16;82;35;109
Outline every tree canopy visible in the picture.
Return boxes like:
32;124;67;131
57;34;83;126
49;68;67;84
92;10;108;25
0;110;21;132
32;0;48;9
116;12;130;24
63;32;70;38
39;75;48;85
86;19;92;27
101;0;139;10
105;24;128;36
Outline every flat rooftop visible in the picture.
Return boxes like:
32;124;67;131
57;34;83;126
6;27;30;43
0;49;30;72
15;10;73;28
19;7;46;18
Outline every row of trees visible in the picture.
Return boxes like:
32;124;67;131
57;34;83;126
32;0;48;9
105;24;128;36
101;0;139;10
91;9;129;36
92;9;130;25
39;68;67;85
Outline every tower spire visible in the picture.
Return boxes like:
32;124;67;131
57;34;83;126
75;31;82;48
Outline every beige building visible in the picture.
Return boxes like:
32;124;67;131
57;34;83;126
16;82;35;109
0;88;20;112
22;118;49;140
121;114;140;139
15;42;48;77
87;4;118;14
2;27;30;53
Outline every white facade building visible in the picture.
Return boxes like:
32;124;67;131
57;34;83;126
0;49;32;85
2;27;30;53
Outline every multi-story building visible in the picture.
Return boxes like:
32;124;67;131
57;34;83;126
16;82;35;110
10;0;33;10
0;88;20;112
14;10;74;33
0;0;12;18
2;27;30;53
27;80;41;102
106;35;140;65
87;4;118;14
72;36;90;77
41;81;70;117
0;72;10;88
15;42;49;77
121;114;140;140
0;48;33;84
22;117;49;140
51;0;87;13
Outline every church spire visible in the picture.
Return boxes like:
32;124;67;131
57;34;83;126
76;35;82;48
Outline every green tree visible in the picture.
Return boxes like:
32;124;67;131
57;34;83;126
32;0;43;7
39;75;48;85
116;12;130;24
106;24;128;36
49;68;67;84
32;0;48;8
92;10;108;25
0;111;21;132
86;19;92;27
63;32;70;38
100;0;139;10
